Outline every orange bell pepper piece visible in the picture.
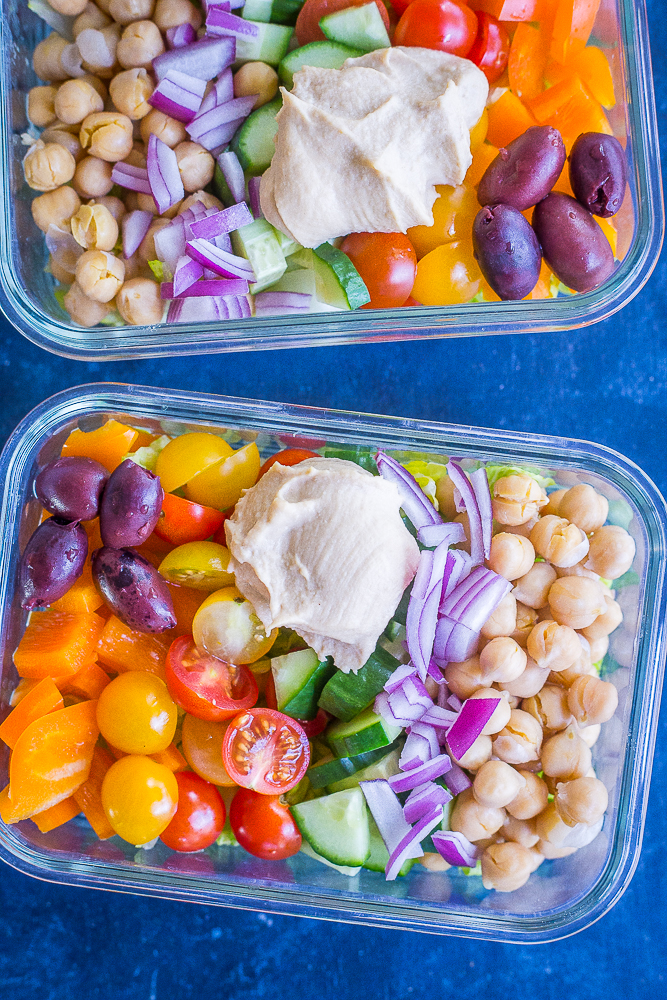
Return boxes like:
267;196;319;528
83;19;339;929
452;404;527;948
466;142;500;188
60;660;111;700
61;419;139;473
151;742;187;772
97;615;171;678
0;677;64;750
526;260;555;299
0;700;99;823
550;0;602;64
128;429;157;452
50;563;104;615
551;159;575;196
508;23;549;101
566;45;615;108
32;796;80;833
595;216;617;258
72;744;116;839
486;91;537;149
14;609;106;680
167;584;206;638
527;73;612;150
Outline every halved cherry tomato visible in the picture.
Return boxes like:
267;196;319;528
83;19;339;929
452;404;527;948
180;713;236;785
155;433;234;493
394;0;478;57
160;771;226;852
211;511;233;546
159;541;235;591
296;0;391;46
258;448;319;478
340;232;417;309
467;12;510;84
389;0;413;16
222;708;310;794
192;586;278;665
229;787;301;860
184;442;260;511
265;670;277;710
154;493;226;547
165;636;258;721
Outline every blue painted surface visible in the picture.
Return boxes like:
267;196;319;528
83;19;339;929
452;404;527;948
1;3;666;995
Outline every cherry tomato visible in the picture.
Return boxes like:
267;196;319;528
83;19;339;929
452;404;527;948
155;433;233;493
165;635;259;721
466;13;509;84
192;586;278;665
264;673;329;737
211;511;233;546
101;755;178;846
389;0;413;16
296;0;390;46
230;787;302;860
184;442;260;511
394;0;478;57
222;708;310;794
340;233;417;309
96;671;177;754
160;771;226;852
154;492;226;547
159;541;235;591
407;183;480;259
181;712;237;785
265;670;277;710
258;448;319;478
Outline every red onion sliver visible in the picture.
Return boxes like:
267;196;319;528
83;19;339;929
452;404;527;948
166;22;197;48
470;467;493;560
186;238;255;279
149;70;206;123
385;805;443;881
403;781;452;825
376;451;442;531
206;8;260;36
401;674;432;709
388;754;452;793
153;35;235;81
374;691;415;729
437;681;451;708
45;224;83;270
426;658;446;685
407;722;440;760
154;219;186;273
441;549;474;605
121;209;153;259
437;619;479;664
420;705;457;729
248;175;262;218
173;254;204;295
399;730;432;771
110;162;152;194
161;277;250;298
383;661;417;695
447;461;484;566
359;780;421;859
431;830;479;868
198;69;234;115
167;295;229;322
445;697;501;761
255;291;312;311
417;521;466;548
216;150;245;204
387;686;427;723
447;692;462;711
190;202;253;240
187;95;256;136
147;133;184;214
443;760;472;795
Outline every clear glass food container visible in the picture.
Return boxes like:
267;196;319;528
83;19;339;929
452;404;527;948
0;382;665;942
0;0;663;360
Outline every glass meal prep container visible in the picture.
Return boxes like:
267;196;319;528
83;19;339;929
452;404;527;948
0;382;665;942
0;0;663;361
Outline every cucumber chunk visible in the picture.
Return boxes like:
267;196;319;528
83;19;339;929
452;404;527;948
230;96;281;176
326;745;401;793
307;740;400;789
291;788;370;867
363;813;415;875
313;243;370;310
231;217;287;292
267;268;317;296
235;21;294;65
300;840;361;876
318;645;399;721
270;0;305;24
320;2;390;52
271;648;336;720
326;706;401;758
279;40;363;89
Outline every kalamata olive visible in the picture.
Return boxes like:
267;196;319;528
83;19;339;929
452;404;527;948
472;204;542;300
18;518;88;610
532;193;615;293
477;126;566;211
99;459;164;548
34;456;108;522
92;546;176;633
569;132;627;218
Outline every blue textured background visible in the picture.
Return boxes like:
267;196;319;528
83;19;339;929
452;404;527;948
1;3;666;994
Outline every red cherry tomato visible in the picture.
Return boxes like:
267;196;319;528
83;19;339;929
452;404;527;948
394;0;478;57
265;670;277;710
229;787;302;860
466;12;509;84
340;232;417;309
165;635;258;722
211;510;233;545
154;492;226;547
298;708;330;739
389;0;413;15
222;708;310;794
296;0;391;46
160;771;226;852
258;448;319;478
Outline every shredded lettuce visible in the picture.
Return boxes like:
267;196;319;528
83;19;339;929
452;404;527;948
401;460;450;509
606;498;634;531
53;286;67;310
99;309;126;327
123;434;171;471
611;568;639;590
549;272;574;297
215;824;239;847
148;259;165;281
484;464;555;490
462;859;483;877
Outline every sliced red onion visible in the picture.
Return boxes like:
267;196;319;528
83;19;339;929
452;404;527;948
161;277;250;298
359;780;422;860
217;150;245;204
173;254;204;295
441;566;493;620
255;291;312;313
374;691;416;730
417;521;466;548
385;805;444;881
167;295;229;322
431;830;479;868
420;705;457;729
383;661;417;695
187;114;247;152
154;220;186;273
435;619;479;664
448;692;462;711
376;452;442;531
153;35;235;81
388;754;451;793
470;467;493;560
110;162;152;194
149;69;207;123
387;686;428;724
407;722;439;760
45;224;83;271
190;202;253;240
147;133;184;214
445;697;501;761
248;175;262;219
443;760;472;795
166;22;197;48
403;781;452;825
212;232;233;254
401;675;432;709
122;209;153;259
407;538;453;681
437;681;451;708
447;461;484;566
441;549;474;604
427;659;446;685
237;294;251;318
206;8;259;36
400;728;434;771
186;238;255;279
198;69;234;115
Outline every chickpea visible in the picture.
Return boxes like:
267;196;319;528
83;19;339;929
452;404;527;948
42;125;85;163
116;277;163;324
31;185;81;232
96;0;113;13
498;515;539;539
526;619;581;671
174;141;215;193
23;140;76;193
75;249;124;301
71;203;119;251
585;525;636;580
492;475;547;526
454;733;492;772
63;280;111;326
74;2;112;35
587;633;609;665
523;683;572;733
542;488;567;517
450;787;505;842
535;801;579;847
136;192;183;217
537;840;577;859
117;21;165;70
80;74;109;101
548;575;607;630
74;155;114;197
502;814;539;848
137;216;171;262
555;776;608;828
479;636;526;684
77;25;121;77
580;596;623;644
179;190;223;213
80;112;134;161
488;532;535;581
55;79;104;125
49;0;89;14
122;254;148;280
109;0;155;23
473;760;526;809
481;842;534;892
577;722;601;748
153;0;202;30
33;33;70;82
492;709;542;765
550;651;596;689
559;484;609;533
567;674;618;727
444;657;485;700
28;86;58;127
506;770;549;820
481;592;516;640
511;600;538;647
418;852;451;872
530;515;589;569
512;561;557;610
140;109;188;148
498;657;549;699
50;255;76;283
541;726;592;781
89;194;126;221
109;67;154;119
125;142;148;168
233;61;279;110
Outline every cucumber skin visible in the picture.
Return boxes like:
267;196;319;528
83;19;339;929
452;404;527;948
326;745;401;793
313;243;371;309
278;40;363;90
326;707;402;758
230;96;281;176
306;739;401;789
318;646;398;722
291;788;371;867
281;656;337;721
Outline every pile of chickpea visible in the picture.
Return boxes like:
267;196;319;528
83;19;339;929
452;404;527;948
421;475;635;893
24;0;280;327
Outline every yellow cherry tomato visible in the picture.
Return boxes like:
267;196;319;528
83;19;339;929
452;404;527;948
412;240;488;306
155;433;234;493
470;109;489;153
96;671;177;754
159;541;235;591
184;441;260;511
101;755;178;846
181;712;237;786
408;184;480;260
192;586;278;665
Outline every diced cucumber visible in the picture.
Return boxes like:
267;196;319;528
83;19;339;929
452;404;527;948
271;648;336;720
270;0;305;24
326;706;402;758
271;226;301;258
318;645;399;722
235;21;293;65
279;40;363;89
230;96;281;176
363;813;415;875
291;788;370;867
326;745;401;793
299;840;361;876
313;243;370;310
267;268;317;296
242;0;273;21
320;2;390;53
231;217;287;291
307;740;400;789
212;163;236;207
384;619;405;643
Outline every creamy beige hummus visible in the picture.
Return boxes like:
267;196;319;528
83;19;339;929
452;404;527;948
225;457;420;673
260;46;488;249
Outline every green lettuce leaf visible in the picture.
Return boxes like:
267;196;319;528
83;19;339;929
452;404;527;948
484;464;555;490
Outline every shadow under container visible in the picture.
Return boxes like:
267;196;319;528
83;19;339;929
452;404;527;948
0;384;666;941
0;0;663;360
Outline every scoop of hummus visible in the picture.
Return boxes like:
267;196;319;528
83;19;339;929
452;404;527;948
260;46;488;249
225;457;420;673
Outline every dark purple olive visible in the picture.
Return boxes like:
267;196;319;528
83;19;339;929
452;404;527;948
472;204;542;300
477;126;566;211
18;519;88;610
99;459;164;549
91;546;176;633
34;456;109;522
532;193;615;293
569;132;627;218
